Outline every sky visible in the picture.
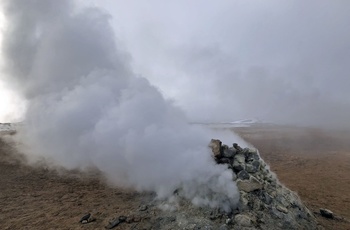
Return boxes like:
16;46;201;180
1;0;350;129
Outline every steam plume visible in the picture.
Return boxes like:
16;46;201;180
0;0;239;211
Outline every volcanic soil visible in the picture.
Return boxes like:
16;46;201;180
0;125;350;229
233;125;350;230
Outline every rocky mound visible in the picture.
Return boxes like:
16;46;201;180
108;140;322;230
209;139;321;230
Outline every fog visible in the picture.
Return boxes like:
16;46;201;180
84;0;350;129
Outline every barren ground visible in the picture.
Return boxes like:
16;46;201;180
0;125;350;229
233;125;350;230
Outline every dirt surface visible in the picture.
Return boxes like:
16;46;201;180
1;125;350;229
233;125;350;230
0;136;155;230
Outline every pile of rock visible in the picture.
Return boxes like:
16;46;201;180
210;139;321;230
77;140;323;229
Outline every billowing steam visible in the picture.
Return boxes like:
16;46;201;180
96;0;350;129
0;0;240;211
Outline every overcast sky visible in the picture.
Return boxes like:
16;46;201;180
1;0;350;128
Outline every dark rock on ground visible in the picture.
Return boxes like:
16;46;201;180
320;208;334;219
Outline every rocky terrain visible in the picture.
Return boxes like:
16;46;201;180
209;139;320;230
1;125;350;229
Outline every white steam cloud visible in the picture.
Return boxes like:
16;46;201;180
0;0;240;211
91;0;350;129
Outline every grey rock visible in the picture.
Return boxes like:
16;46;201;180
218;157;231;164
232;153;246;172
238;196;249;212
209;139;222;158
234;214;254;227
241;148;250;156
245;164;257;173
105;216;127;229
276;205;289;214
234;153;246;163
252;160;260;170
233;143;243;151
271;206;285;219
237;170;250;180
79;213;91;223
237;177;263;192
223;148;236;158
261;192;273;205
247;151;260;162
232;161;245;172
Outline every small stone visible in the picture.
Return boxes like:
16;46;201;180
245;164;257;173
119;216;127;222
209;139;222;158
271;207;285;219
106;216;127;229
262;192;273;205
252;160;260;170
237;170;250;180
277;205;289;214
218;157;231;164
238;197;249;212
223;148;236;158
320;208;334;219
79;213;91;223
232;161;245;172
234;153;246;163
241;148;250;156
237;177;263;192
234;214;253;227
233;143;243;151
139;205;148;211
247;151;260;162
